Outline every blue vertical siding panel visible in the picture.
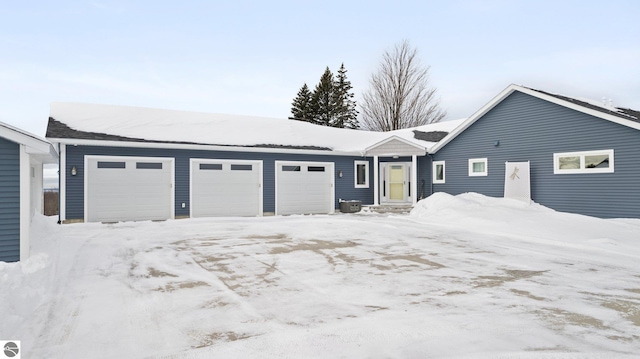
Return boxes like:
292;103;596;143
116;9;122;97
64;145;375;220
433;91;640;218
417;155;431;200
0;137;20;262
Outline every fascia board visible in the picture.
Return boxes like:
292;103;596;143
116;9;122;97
46;137;365;157
365;135;427;154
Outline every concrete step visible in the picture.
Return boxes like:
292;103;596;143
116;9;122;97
362;204;414;214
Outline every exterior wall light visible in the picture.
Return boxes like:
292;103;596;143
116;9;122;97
71;166;77;176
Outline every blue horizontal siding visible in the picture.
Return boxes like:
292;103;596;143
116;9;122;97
64;145;374;220
0;137;20;262
433;91;640;218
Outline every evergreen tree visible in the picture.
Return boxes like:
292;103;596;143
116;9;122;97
290;64;359;128
310;67;336;126
290;83;313;123
332;63;359;129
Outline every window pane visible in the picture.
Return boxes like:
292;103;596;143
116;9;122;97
97;161;125;169
282;165;300;172
559;156;580;170
308;166;325;172
585;154;609;169
472;162;485;173
136;162;163;169
231;164;252;171
356;164;366;185
436;164;444;180
200;163;222;170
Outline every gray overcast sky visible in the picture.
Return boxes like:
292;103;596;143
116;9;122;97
2;0;639;136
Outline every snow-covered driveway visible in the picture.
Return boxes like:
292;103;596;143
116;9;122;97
2;193;640;358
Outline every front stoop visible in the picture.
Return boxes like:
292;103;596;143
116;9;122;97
362;204;414;214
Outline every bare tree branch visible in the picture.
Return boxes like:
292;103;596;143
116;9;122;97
360;40;447;131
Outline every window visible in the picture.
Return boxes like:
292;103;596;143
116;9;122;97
468;158;488;176
307;166;325;172
97;161;125;169
433;161;445;184
554;149;614;174
282;165;301;172
136;162;163;169
200;163;222;170
231;164;252;171
354;160;369;188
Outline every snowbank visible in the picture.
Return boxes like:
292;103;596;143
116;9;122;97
411;192;640;244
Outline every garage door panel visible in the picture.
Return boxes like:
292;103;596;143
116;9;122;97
191;160;262;218
276;162;334;215
86;157;173;223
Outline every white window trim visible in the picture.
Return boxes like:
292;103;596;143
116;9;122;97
354;160;369;188
468;158;488;176
553;149;614;174
433;161;445;184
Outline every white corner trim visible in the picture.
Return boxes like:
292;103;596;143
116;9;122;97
59;144;66;222
19;145;30;261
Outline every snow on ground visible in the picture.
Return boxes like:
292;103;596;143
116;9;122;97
1;193;640;358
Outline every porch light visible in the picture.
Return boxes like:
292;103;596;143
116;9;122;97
71;166;77;176
339;170;343;178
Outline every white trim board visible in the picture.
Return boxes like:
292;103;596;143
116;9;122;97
47;138;364;157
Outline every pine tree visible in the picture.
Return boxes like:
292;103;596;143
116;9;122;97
310;67;336;126
332;63;359;129
290;64;359;128
290;83;313;123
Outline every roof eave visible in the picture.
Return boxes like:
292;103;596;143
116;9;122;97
429;84;640;154
364;135;427;156
46;137;366;157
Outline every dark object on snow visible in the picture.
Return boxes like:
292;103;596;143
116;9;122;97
340;200;362;213
413;130;449;142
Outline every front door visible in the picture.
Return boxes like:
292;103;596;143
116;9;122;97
380;162;411;203
389;165;405;200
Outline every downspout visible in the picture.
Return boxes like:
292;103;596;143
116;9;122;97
427;152;434;197
57;142;61;225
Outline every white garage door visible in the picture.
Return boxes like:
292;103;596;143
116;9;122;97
275;161;334;215
85;156;174;223
190;159;262;217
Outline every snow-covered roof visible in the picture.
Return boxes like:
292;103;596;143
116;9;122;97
0;120;58;162
46;102;464;154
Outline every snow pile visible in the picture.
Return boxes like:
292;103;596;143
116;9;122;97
48;102;464;152
411;192;639;244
